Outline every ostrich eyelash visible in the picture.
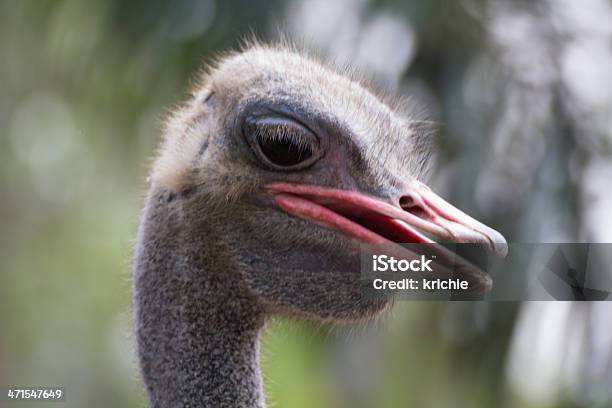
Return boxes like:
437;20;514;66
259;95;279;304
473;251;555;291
243;116;321;170
252;123;316;153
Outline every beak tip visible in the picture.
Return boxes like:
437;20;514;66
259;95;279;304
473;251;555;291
496;243;509;258
490;232;509;258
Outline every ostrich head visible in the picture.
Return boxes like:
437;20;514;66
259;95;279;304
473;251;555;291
149;45;506;322
134;44;507;407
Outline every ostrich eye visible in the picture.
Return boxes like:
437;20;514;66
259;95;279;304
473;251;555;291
258;132;313;166
244;116;321;171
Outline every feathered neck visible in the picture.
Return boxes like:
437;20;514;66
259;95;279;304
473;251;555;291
133;189;266;407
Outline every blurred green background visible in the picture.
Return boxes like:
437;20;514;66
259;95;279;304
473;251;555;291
1;1;612;407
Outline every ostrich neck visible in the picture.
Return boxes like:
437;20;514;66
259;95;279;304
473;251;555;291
134;192;266;408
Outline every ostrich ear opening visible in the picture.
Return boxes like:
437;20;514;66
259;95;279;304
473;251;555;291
151;96;214;193
196;87;216;106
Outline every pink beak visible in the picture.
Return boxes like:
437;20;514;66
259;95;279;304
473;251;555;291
266;181;507;257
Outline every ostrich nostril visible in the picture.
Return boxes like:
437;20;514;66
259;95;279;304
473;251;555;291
399;195;428;219
399;195;414;209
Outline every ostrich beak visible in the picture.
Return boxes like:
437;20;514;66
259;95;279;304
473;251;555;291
266;182;508;258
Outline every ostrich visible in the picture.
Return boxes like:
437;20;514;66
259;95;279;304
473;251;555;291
133;44;507;408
